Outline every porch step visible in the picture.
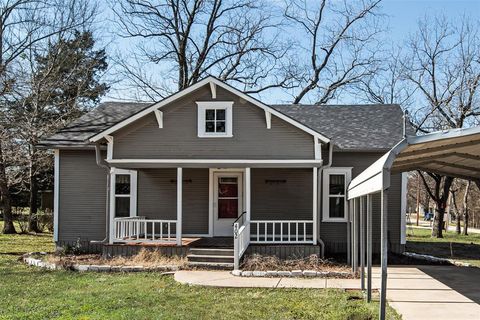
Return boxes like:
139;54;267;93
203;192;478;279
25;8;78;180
187;254;234;264
187;247;235;269
188;261;235;269
189;248;234;256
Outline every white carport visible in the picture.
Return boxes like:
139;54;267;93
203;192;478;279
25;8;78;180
347;126;480;320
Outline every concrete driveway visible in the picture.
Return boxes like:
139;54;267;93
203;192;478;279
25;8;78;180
385;266;480;320
175;265;480;319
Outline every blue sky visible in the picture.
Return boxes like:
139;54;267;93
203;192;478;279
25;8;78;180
103;0;480;103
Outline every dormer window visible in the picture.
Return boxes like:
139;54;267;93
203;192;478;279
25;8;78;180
197;101;233;138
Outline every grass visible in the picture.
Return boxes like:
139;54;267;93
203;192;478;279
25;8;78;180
0;223;400;320
406;227;480;267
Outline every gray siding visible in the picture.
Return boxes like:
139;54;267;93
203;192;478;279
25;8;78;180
320;152;403;254
251;168;313;220
113;85;314;159
137;168;209;234
58;150;107;242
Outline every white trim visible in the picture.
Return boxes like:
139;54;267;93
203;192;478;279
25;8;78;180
208;169;214;237
265;111;271;129
105;135;113;160
196;101;233;138
89;76;330;143
245;167;251;222
313;166;318;245
53;149;59;241
176;168;182;246
400;172;407;244
314;137;321;160
109;168;138;244
210;82;216;99
154;110;163;128
322;167;352;222
108;159;323;164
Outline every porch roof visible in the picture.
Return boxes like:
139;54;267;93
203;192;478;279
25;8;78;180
106;158;324;168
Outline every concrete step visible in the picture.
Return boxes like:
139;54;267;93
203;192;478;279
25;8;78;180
187;254;234;264
188;261;234;269
189;248;234;256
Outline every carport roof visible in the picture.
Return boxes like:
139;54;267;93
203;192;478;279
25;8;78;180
348;126;480;199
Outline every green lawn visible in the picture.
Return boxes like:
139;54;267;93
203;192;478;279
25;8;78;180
0;224;400;320
406;227;480;267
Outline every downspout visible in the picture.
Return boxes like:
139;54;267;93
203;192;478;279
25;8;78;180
318;142;333;257
91;142;110;244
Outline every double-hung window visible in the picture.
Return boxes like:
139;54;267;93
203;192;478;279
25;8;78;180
322;168;351;222
196;101;233;137
111;169;137;218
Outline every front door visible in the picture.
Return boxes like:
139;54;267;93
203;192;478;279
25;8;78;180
213;172;243;236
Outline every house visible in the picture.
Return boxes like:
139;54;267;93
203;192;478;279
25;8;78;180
39;76;407;268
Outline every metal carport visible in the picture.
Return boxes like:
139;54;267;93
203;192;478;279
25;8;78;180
347;126;480;320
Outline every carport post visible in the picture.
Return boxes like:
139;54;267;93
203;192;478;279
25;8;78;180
360;196;365;291
379;189;388;320
347;200;351;265
367;194;373;302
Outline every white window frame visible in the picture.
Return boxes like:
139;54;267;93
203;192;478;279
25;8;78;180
196;101;233;138
322;167;352;222
110;168;137;218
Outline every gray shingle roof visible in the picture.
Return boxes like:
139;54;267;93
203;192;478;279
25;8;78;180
271;104;411;150
39;101;409;151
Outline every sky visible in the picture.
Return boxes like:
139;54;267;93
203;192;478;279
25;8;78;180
102;0;480;104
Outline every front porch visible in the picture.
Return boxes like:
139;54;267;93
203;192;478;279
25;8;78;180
108;166;320;268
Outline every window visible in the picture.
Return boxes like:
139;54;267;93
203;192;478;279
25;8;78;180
322;168;351;222
111;169;137;218
197;101;233;137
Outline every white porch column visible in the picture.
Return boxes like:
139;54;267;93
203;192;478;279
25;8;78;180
176;167;183;246
313;167;318;245
108;168;115;244
245;167;251;222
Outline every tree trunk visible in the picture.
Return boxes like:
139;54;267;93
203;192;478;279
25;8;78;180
0;142;16;234
462;181;471;236
432;201;446;238
28;150;41;233
451;191;461;234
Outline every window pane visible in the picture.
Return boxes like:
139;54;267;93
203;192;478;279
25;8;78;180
205;121;215;132
218;199;238;218
216;109;226;120
115;175;130;194
205;109;215;120
115;197;130;217
329;197;345;218
218;178;238;197
329;174;345;195
216;120;226;133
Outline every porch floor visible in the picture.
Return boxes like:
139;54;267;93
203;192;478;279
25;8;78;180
108;237;233;248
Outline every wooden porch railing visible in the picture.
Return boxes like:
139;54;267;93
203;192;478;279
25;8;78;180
233;212;249;270
113;217;177;244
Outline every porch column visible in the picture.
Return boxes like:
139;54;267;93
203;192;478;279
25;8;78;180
367;194;373;302
176;167;183;246
245;167;251;221
312;167;318;245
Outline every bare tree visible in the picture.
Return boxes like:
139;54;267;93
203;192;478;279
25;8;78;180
0;0;97;233
401;15;480;237
461;181;472;235
111;0;293;100
283;0;383;104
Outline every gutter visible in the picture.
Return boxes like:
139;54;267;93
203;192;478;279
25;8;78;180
91;142;111;245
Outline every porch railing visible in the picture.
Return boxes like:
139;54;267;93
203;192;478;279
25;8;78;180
250;220;314;244
233;212;249;270
113;217;177;244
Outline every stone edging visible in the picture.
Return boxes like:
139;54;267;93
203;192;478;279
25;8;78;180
231;269;353;278
22;252;180;273
404;252;471;267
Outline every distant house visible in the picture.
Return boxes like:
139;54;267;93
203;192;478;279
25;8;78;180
39;76;407;268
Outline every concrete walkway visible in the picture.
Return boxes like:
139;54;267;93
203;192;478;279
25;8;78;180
174;266;480;320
